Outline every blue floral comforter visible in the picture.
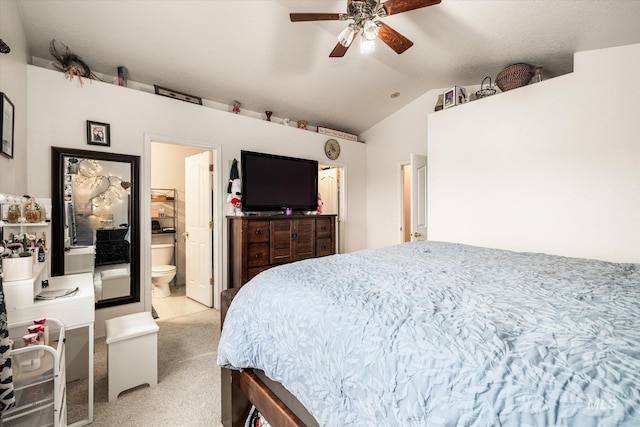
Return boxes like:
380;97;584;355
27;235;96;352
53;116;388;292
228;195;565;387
217;241;640;426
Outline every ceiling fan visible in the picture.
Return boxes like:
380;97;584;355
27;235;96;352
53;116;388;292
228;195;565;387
289;0;441;57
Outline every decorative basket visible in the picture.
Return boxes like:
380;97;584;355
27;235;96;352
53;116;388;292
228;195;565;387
475;76;497;99
495;63;535;91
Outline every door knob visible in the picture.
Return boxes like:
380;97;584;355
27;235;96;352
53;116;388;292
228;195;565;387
410;232;422;237
183;232;189;238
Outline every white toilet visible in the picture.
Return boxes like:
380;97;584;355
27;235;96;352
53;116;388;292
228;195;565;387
151;243;176;298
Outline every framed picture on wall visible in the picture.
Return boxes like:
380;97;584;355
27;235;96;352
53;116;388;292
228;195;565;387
1;92;15;159
86;120;111;147
154;85;202;105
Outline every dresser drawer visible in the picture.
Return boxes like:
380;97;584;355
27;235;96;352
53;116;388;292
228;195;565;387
247;243;269;267
316;218;332;238
247;221;269;243
316;238;333;257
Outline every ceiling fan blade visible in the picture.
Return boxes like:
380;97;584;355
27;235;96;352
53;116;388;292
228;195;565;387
329;32;359;57
381;0;441;16
290;13;342;22
378;23;414;54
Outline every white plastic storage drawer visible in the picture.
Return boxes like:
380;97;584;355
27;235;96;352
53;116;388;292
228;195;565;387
1;318;66;427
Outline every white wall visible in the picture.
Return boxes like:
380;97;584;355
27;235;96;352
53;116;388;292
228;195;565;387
428;43;640;263
360;90;441;248
0;0;29;195
26;65;367;335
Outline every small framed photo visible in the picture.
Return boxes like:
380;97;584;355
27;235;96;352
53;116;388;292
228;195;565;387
443;86;467;109
154;85;202;105
87;120;111;146
1;92;15;159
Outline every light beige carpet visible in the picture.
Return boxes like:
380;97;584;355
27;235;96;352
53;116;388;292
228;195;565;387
67;308;222;426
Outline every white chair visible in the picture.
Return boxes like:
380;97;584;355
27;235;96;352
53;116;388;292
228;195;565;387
104;312;159;401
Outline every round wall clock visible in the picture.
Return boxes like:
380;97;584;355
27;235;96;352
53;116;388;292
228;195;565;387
324;139;341;160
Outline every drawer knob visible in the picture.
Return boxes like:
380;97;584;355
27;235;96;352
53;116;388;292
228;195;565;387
255;229;263;235
321;245;327;250
255;253;262;258
321;226;327;231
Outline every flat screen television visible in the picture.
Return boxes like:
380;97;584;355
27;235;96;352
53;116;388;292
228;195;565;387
241;150;318;212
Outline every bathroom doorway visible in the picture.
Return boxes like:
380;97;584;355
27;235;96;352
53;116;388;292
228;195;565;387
148;139;220;318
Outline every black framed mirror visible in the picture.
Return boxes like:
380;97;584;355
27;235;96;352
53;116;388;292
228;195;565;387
52;147;140;308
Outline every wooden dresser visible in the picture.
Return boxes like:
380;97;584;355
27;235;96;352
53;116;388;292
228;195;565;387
227;215;336;288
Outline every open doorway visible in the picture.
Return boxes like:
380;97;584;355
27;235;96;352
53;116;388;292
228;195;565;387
318;165;344;253
148;140;219;318
399;154;428;244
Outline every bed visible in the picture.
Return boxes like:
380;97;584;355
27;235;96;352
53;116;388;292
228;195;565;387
218;241;640;426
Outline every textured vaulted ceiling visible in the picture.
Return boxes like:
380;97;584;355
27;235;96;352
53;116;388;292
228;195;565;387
16;0;640;135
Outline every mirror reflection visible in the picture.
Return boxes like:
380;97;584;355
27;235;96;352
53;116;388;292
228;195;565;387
65;157;130;299
52;147;140;308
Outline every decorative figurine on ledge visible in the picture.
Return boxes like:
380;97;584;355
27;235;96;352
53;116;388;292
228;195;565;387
232;100;241;114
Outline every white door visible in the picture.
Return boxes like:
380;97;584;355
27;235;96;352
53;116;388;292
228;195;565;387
185;151;213;307
318;168;338;215
410;153;428;242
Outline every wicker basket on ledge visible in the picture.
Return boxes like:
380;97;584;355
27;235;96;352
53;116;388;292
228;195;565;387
495;63;535;91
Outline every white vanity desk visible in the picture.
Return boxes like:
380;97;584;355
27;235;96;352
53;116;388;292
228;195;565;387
6;272;95;426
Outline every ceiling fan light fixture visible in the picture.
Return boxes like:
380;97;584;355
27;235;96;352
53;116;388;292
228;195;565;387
290;0;441;57
362;19;379;41
338;24;356;47
360;38;376;54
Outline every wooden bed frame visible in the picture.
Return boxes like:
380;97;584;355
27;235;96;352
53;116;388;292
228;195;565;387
221;369;305;427
221;289;318;427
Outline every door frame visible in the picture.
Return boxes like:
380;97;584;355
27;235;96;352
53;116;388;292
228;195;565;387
143;134;223;310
